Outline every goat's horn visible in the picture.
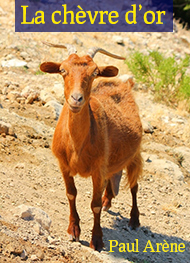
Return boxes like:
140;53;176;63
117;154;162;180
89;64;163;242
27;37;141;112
42;41;77;55
87;47;125;60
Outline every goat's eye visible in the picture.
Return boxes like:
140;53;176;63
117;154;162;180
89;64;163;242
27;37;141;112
92;69;98;77
60;69;67;75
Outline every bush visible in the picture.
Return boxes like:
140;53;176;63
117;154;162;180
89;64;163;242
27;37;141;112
173;0;190;28
125;50;190;110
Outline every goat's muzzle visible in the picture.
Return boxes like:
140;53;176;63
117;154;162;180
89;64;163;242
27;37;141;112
68;93;84;113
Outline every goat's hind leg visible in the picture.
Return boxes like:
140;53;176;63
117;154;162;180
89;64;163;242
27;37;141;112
102;170;122;211
127;153;142;230
60;166;80;242
128;184;140;229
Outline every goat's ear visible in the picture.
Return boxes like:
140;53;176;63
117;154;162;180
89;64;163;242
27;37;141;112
98;66;118;77
40;62;61;74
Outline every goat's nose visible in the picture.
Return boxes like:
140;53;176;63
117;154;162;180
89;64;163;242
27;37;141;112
71;93;84;103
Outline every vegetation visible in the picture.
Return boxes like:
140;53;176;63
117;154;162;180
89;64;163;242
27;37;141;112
125;50;190;111
173;0;190;28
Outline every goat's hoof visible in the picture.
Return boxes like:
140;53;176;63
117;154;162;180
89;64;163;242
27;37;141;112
68;224;80;242
69;235;80;242
128;218;140;230
90;235;104;252
102;196;111;211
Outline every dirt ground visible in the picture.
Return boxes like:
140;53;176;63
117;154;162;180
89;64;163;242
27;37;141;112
0;1;190;263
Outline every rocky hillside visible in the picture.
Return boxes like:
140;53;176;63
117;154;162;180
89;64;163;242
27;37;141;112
0;1;190;263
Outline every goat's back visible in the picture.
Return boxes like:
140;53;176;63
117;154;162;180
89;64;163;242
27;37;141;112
91;78;142;174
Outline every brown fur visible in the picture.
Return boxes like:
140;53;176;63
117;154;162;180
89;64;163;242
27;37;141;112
40;54;143;251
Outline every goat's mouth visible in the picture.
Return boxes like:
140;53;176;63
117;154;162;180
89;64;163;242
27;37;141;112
69;104;82;113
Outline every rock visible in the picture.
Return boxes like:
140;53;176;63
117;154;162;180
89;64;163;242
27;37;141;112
45;100;63;120
20;249;28;260
33;222;43;235
118;74;133;83
20;51;31;62
5;241;23;255
0;121;15;136
142;120;154;134
1;58;28;68
25;92;39;104
16;204;52;231
143;155;184;181
112;35;124;45
20;86;39;104
31;254;38;261
0;121;10;135
36;250;44;260
180;36;190;46
40;89;55;104
5;54;14;60
73;35;83;46
18;205;33;219
143;142;171;153
16;97;26;104
173;147;190;174
47;235;57;245
21;86;33;98
7;91;21;102
53;81;64;99
40;82;64;103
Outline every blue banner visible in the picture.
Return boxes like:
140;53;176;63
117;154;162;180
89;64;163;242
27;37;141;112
15;0;173;32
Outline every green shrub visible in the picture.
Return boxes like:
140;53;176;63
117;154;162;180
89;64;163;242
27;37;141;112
125;50;190;110
173;0;190;28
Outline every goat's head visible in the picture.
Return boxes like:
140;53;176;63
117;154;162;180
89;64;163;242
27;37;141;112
40;42;125;113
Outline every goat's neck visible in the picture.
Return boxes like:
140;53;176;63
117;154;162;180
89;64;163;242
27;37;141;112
68;103;90;151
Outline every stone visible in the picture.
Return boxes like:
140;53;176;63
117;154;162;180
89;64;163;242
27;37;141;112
112;35;124;45
18;204;33;219
1;58;28;68
0;121;14;136
45;100;63;120
20;51;31;62
180;36;190;46
21;86;32;98
143;142;171;153
0;121;10;135
33;222;43;235
5;242;23;255
53;81;64;99
143;155;184;181
25;92;39;104
142;120;154;134
16;204;52;231
173;147;190;174
36;250;44;260
31;254;38;261
118;74;133;83
47;235;57;245
20;249;28;260
7;91;21;102
40;89;55;104
73;35;83;46
20;86;39;104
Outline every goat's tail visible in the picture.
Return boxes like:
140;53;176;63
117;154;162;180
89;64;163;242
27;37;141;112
126;150;143;189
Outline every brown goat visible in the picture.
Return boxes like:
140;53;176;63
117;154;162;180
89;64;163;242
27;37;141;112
40;42;143;251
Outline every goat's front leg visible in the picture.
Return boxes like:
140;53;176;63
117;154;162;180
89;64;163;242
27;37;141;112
61;168;80;241
90;172;105;251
